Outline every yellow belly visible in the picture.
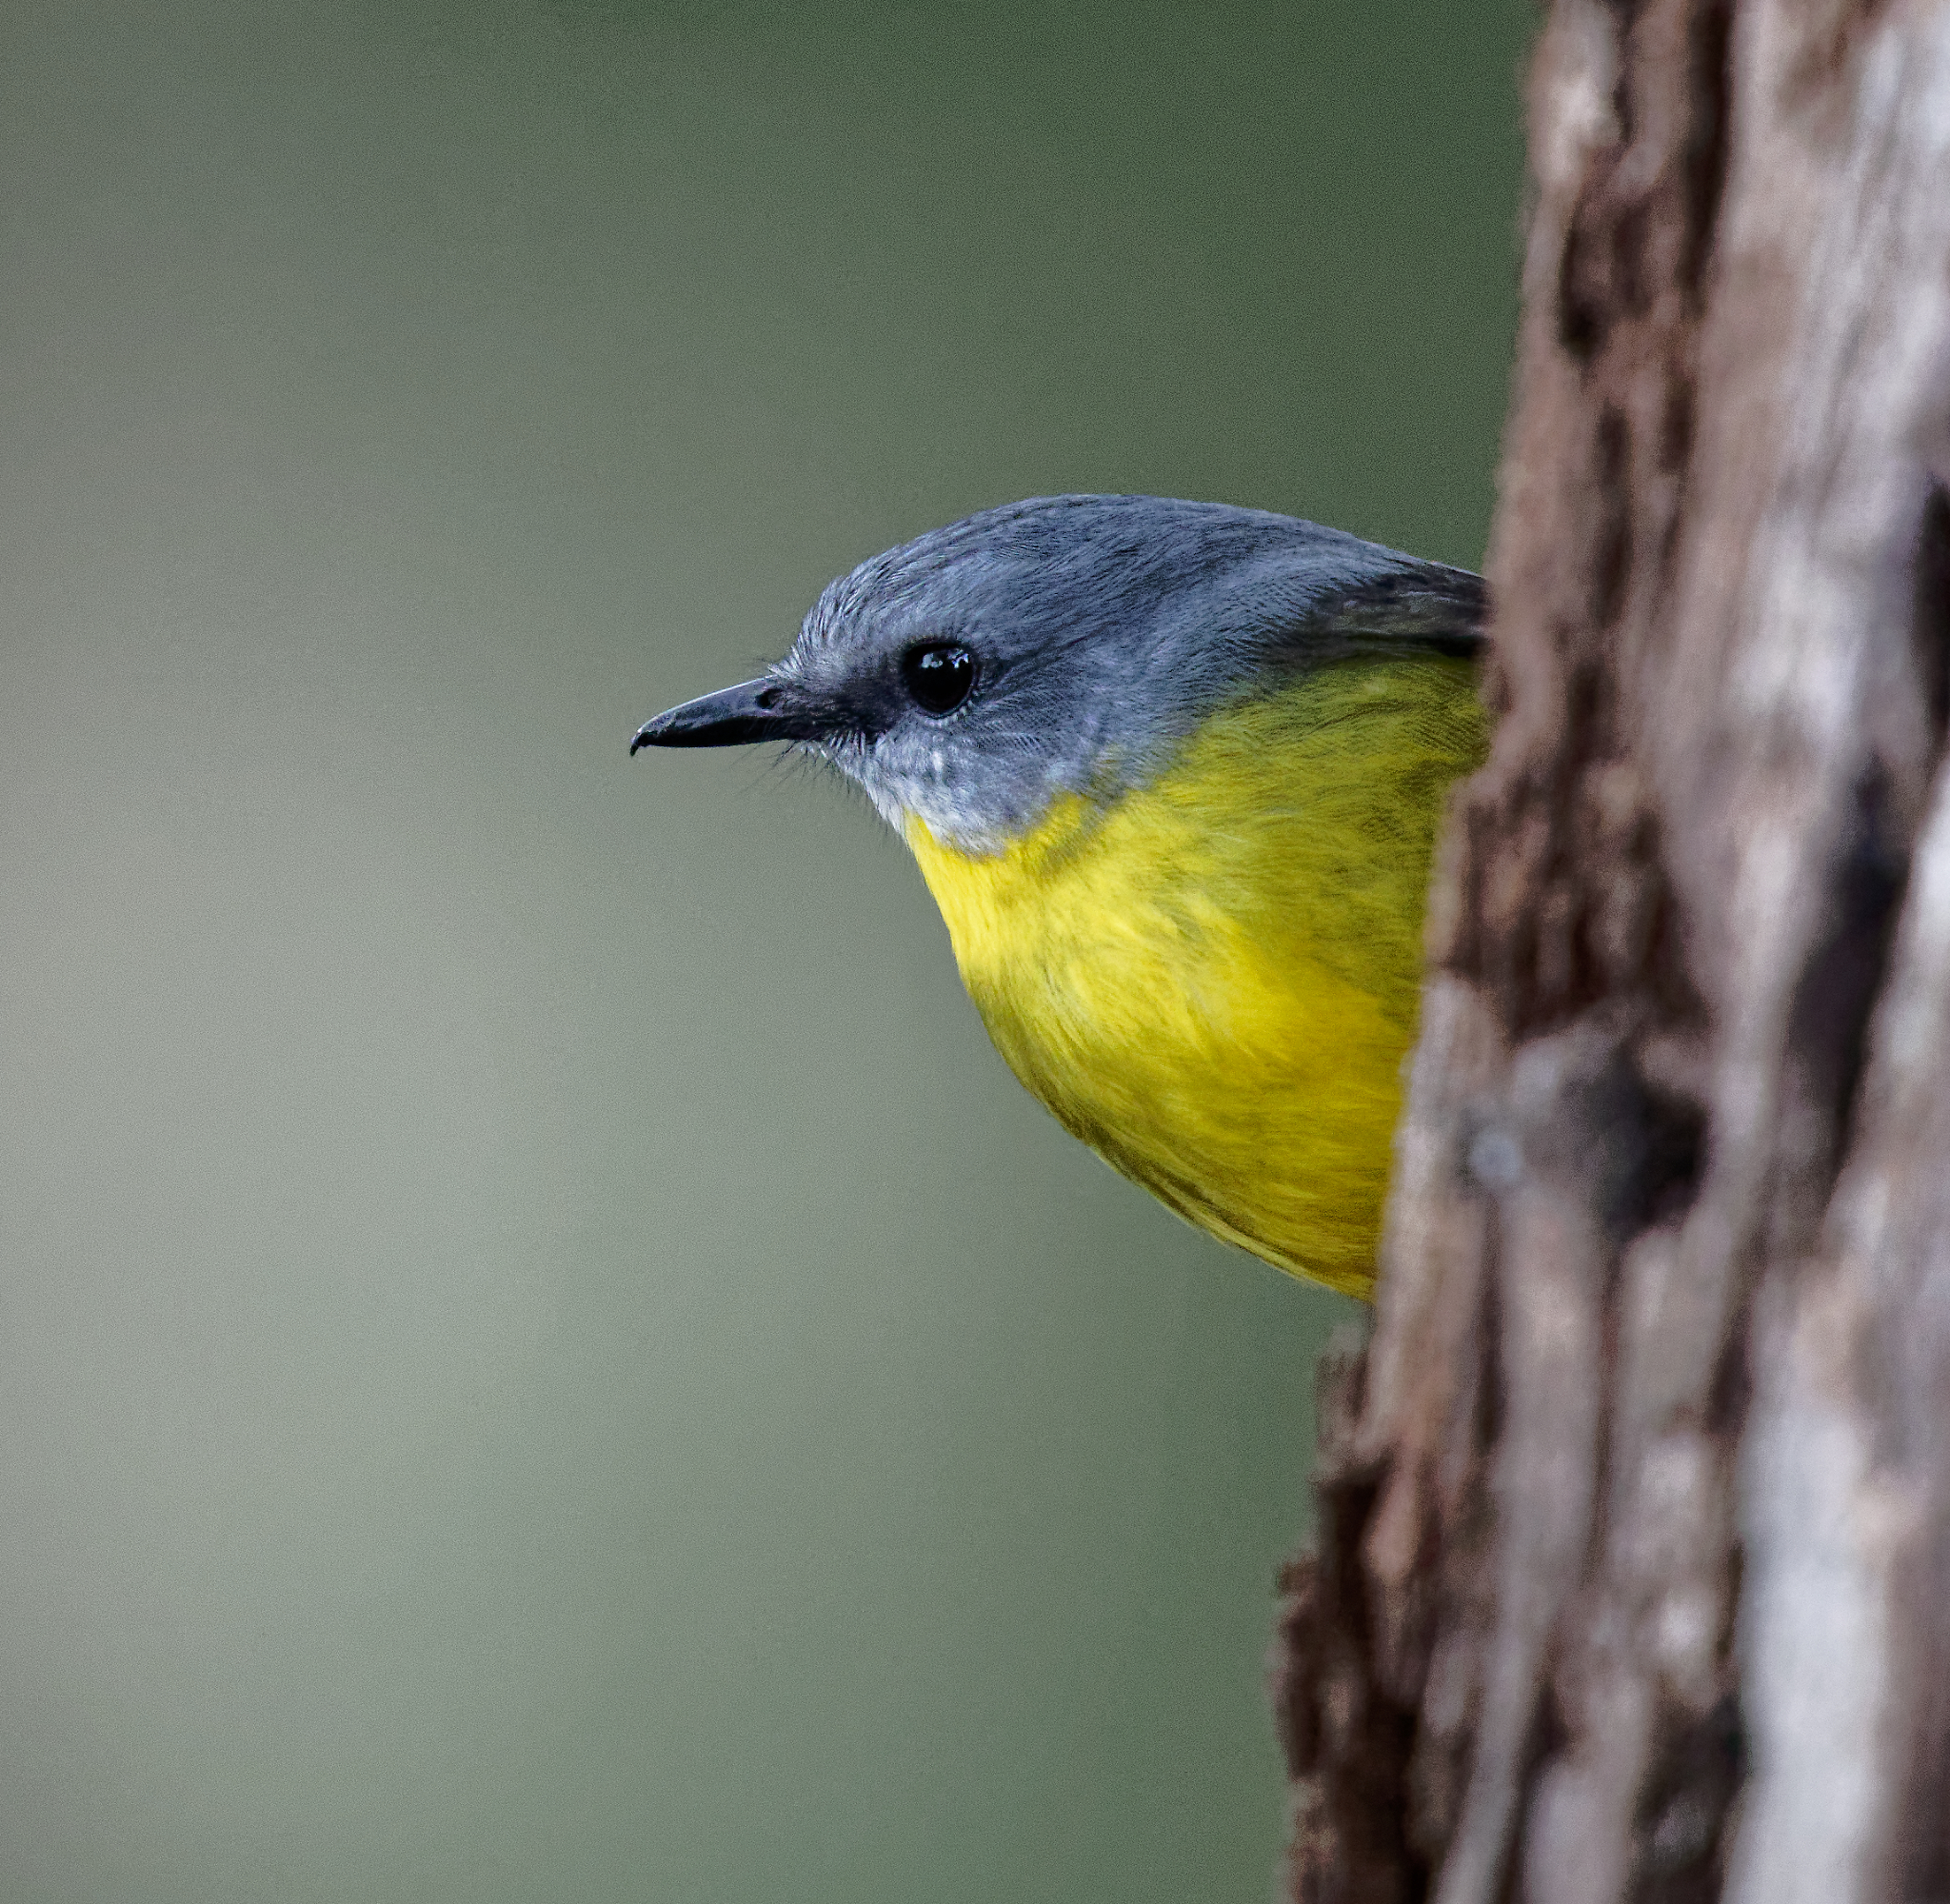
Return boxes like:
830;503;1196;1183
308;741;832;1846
905;657;1485;1299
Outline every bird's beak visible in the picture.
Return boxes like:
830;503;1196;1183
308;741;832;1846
628;677;823;753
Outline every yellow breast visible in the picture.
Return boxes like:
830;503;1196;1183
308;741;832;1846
905;657;1484;1299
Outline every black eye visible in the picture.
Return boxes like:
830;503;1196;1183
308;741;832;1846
900;643;977;717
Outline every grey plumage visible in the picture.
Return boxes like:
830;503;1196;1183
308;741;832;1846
634;494;1483;852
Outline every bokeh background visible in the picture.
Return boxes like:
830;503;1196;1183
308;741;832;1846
0;4;1529;1898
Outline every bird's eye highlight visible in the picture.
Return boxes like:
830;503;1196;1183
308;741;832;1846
900;643;977;717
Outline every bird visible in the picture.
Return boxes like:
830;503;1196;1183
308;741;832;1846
631;495;1487;1299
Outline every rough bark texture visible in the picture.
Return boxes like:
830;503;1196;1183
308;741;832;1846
1270;5;1950;1901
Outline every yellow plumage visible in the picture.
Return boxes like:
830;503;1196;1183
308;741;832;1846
905;656;1485;1299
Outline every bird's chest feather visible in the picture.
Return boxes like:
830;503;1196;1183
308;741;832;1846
904;663;1484;1295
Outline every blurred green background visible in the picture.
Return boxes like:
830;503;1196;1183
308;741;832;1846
0;4;1527;1898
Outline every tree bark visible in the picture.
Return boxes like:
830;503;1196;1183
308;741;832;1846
1270;5;1950;1901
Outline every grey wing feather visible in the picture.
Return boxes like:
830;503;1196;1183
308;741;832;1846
1305;562;1486;662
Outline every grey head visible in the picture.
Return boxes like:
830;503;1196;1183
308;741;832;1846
631;494;1483;854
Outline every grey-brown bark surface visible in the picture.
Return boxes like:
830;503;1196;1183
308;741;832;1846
1270;5;1950;1901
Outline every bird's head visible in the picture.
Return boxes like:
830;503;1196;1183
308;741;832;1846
631;494;1482;855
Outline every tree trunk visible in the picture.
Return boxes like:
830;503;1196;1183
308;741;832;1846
1270;5;1950;1901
